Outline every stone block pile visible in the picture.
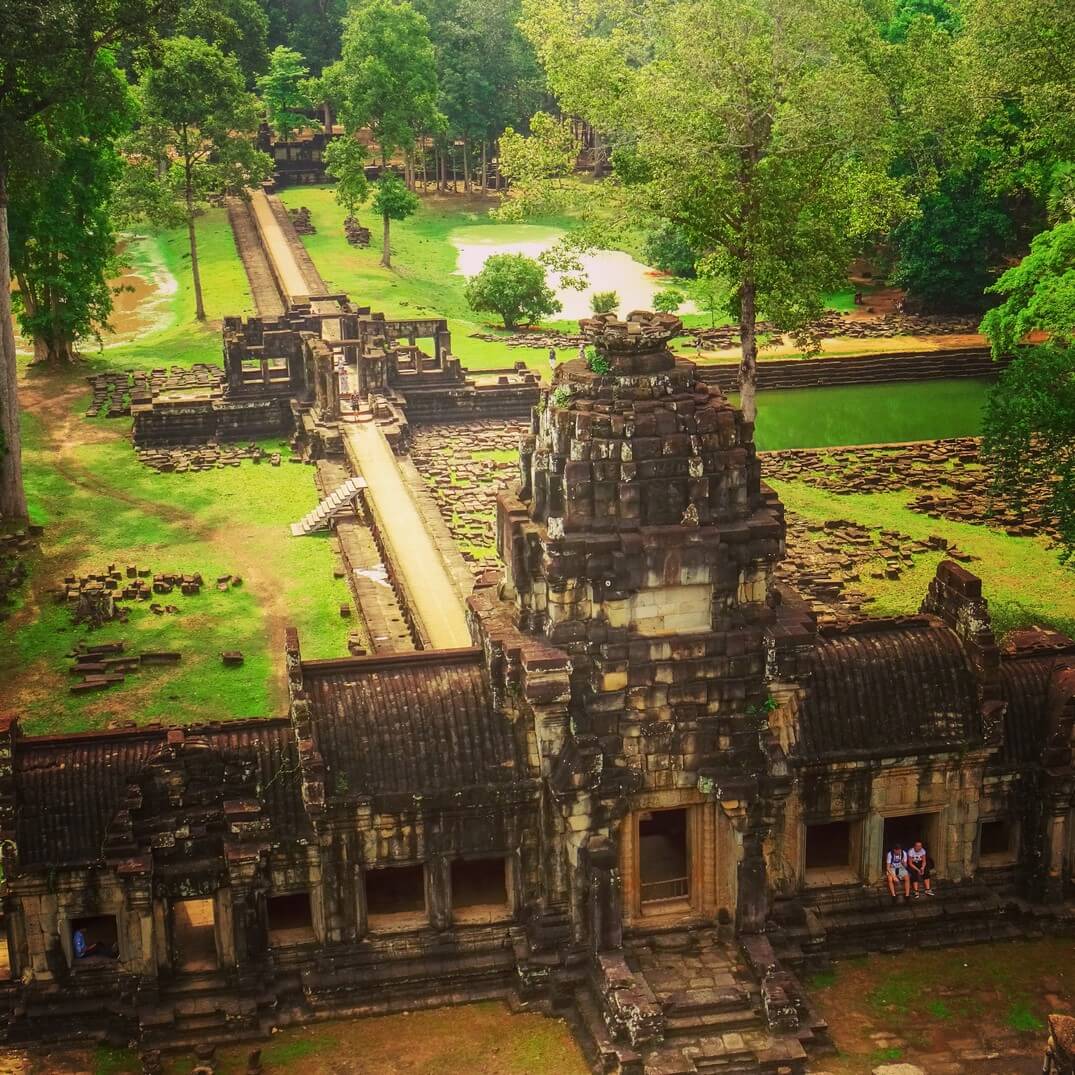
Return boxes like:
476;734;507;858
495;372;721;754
58;563;223;627
469;328;587;350
343;215;371;246
136;443;283;473
67;639;181;693
765;438;1059;544
289;206;315;234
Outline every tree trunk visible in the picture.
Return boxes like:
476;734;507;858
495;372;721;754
323;100;332;132
738;276;758;424
0;167;29;521
481;141;488;196
380;210;391;269
462;138;471;193
185;159;206;321
592;129;602;177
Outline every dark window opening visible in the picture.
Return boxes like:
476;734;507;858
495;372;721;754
451;858;509;921
267;892;316;946
71;914;119;966
805;821;852;869
882;813;938;865
365;865;426;926
172;898;218;972
639;808;689;906
980;819;1015;859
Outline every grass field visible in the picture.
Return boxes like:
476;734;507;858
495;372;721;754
10;1002;588;1075
4;374;351;735
807;937;1074;1073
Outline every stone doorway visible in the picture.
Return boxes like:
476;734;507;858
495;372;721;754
172;898;218;972
882;812;940;872
638;808;691;912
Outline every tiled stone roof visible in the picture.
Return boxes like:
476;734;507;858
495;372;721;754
797;617;981;760
299;649;531;800
13;719;308;867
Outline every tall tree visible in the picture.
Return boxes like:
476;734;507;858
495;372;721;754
518;0;903;421
123;36;271;321
9;53;135;363
258;45;318;140
322;136;370;220
175;0;270;86
0;0;175;521
980;223;1075;563
323;0;440;268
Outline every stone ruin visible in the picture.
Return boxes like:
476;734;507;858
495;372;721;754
343;215;371;247
1;311;1072;1074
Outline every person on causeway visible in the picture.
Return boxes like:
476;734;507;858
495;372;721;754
907;839;934;897
885;843;911;900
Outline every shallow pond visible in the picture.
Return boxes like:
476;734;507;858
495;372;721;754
749;377;990;451
450;223;693;319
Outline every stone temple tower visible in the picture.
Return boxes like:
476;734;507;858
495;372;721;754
478;311;788;938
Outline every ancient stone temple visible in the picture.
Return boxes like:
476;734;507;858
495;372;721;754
0;314;1073;1074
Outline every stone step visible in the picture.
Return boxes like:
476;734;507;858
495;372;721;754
664;1006;762;1037
659;985;755;1017
290;475;368;535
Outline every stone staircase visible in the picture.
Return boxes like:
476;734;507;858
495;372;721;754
770;880;1042;969
289;475;368;535
579;928;823;1074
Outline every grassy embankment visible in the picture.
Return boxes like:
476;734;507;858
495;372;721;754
6;208;352;735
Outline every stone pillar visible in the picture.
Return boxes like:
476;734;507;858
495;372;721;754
428;856;451;931
736;827;768;934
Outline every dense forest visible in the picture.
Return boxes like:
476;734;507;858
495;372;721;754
0;0;1073;555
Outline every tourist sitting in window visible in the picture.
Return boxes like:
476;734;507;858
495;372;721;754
73;928;117;960
907;840;935;898
885;844;911;901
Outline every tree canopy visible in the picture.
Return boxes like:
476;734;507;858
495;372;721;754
517;0;904;420
464;253;561;329
123;35;271;319
258;45;318;140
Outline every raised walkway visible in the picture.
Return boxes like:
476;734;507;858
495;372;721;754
252;187;472;650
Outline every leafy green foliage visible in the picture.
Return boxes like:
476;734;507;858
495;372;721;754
496;112;579;220
122;36;271;318
653;288;685;314
589;290;618;315
323;0;440;163
9;53;135;362
465;253;561;329
882;0;962;43
266;0;347;76
642;223;699;278
519;0;905;420
257;46;318;140
322;136;370;219
587;350;611;374
981;223;1075;355
891;163;1017;312
176;0;270;85
372;176;419;223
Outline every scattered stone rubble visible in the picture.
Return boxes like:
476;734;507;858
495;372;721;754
136;443;283;473
288;206;315;234
411;423;1055;624
765;437;1059;543
411;420;528;570
343;215;371;246
0;527;40;620
468;310;980;352
61;564;210;626
67;639;181;694
86;365;226;418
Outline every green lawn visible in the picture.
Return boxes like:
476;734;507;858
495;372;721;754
90;207;254;373
774;479;1075;638
5;396;351;736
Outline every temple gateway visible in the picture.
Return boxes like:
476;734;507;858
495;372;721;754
1;314;1072;1073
